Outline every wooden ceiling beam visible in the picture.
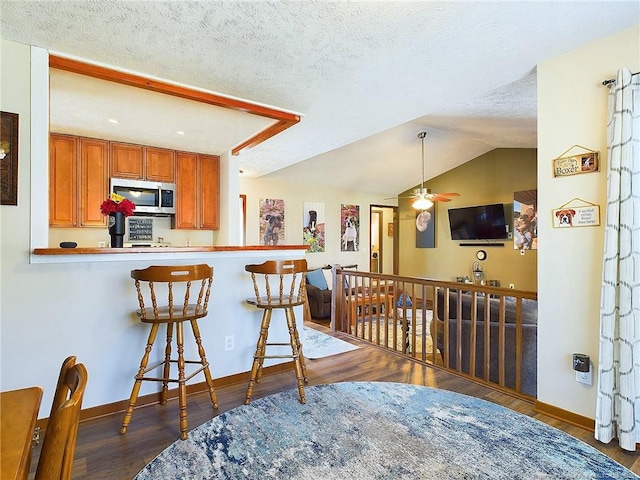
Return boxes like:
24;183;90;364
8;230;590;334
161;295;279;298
49;55;300;155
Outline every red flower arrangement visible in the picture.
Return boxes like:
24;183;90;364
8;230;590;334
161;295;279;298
100;193;136;217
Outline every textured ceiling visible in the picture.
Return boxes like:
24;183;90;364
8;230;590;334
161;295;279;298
1;1;638;196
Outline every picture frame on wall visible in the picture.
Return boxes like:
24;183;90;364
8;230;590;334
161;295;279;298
0;111;19;206
416;209;435;248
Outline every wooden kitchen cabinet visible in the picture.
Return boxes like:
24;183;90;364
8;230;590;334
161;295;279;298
145;147;175;182
110;142;143;179
199;154;220;230
174;152;219;230
80;138;109;227
49;134;78;227
111;143;175;182
49;134;108;227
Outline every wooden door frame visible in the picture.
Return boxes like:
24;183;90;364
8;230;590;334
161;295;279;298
369;205;398;275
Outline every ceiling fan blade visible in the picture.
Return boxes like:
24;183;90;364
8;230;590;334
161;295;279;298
435;192;460;197
430;195;454;202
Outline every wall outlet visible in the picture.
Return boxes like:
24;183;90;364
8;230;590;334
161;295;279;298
576;369;593;386
509;283;515;289
224;335;234;351
520;249;525;256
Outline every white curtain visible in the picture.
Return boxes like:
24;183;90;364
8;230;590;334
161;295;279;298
596;68;640;451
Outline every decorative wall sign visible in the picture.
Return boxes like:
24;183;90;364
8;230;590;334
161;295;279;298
260;198;285;245
552;198;600;228
303;202;325;253
340;204;359;251
128;217;153;241
0;111;19;205
552;145;600;178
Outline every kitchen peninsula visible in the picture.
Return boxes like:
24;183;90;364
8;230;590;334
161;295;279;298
25;245;308;420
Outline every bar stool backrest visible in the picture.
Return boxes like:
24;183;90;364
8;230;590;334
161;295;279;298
35;356;88;480
131;264;213;323
245;259;308;307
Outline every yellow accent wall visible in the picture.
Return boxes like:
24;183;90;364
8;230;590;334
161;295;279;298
398;148;537;291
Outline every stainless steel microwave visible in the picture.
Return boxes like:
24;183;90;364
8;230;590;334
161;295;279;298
110;178;176;215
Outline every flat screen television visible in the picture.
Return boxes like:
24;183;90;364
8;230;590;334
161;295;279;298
448;203;508;240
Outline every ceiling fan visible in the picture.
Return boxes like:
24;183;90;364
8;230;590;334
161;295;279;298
393;131;459;211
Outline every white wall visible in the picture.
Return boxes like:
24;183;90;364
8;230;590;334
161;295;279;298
537;25;640;417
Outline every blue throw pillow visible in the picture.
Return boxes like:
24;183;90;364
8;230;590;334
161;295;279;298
306;269;328;290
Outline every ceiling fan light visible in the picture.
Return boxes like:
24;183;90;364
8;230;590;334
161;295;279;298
412;197;433;210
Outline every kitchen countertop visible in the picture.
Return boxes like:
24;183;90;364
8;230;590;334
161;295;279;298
33;245;307;255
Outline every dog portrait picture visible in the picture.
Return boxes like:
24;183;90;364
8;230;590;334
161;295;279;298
303;202;325;253
513;190;538;250
555;209;576;227
340;204;360;252
259;198;285;246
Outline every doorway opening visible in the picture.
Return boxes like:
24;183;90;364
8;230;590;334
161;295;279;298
370;205;398;274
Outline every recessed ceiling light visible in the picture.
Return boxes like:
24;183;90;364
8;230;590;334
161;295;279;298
107;118;119;124
176;131;185;135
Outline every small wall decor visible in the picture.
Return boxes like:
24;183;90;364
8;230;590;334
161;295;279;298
387;222;394;237
0;111;19;205
552;145;599;178
303;202;325;253
260;198;285;245
340;204;359;251
416;209;435;248
128;217;153;241
552;198;600;228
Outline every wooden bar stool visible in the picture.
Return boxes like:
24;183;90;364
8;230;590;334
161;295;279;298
244;259;308;405
120;264;218;440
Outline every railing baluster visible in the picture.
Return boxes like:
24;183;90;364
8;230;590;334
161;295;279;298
330;268;537;400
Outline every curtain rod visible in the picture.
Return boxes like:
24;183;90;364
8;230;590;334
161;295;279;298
602;71;640;87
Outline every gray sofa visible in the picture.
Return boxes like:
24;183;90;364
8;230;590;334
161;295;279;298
433;289;538;397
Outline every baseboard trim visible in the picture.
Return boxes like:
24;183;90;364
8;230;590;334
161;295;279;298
534;400;595;431
36;361;294;429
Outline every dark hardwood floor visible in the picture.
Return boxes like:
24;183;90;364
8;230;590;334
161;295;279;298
29;321;640;479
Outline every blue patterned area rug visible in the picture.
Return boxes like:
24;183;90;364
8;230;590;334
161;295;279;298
134;382;638;480
302;325;359;359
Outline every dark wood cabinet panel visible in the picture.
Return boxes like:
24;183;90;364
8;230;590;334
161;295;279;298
145;147;175;183
49;134;78;227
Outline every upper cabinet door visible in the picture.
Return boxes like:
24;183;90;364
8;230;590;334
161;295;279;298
174;152;199;229
49;134;78;227
110;143;143;179
199;154;220;230
145;147;175;183
79;138;109;227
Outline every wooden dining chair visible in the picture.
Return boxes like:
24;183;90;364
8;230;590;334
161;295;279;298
34;356;88;480
244;259;308;405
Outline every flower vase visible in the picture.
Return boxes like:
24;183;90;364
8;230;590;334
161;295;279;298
108;212;126;248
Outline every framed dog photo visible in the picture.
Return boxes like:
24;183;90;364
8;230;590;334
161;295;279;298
1;111;19;206
340;204;360;251
552;204;600;228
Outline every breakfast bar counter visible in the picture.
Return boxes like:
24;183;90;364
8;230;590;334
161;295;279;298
20;245;308;419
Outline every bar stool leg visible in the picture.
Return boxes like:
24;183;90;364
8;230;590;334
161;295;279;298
160;322;174;405
121;323;160;435
190;319;218;409
291;316;308;383
245;309;272;405
175;322;189;440
285;307;306;404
